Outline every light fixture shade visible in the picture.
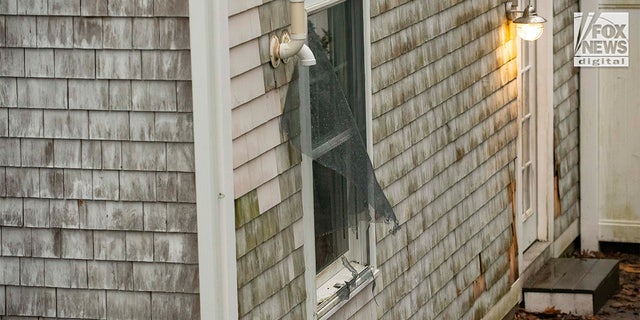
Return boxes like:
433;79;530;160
514;6;547;41
516;22;544;41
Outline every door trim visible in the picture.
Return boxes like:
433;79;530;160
516;0;555;271
535;0;554;245
579;0;601;251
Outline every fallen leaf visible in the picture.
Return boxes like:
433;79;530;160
620;264;640;273
543;306;563;314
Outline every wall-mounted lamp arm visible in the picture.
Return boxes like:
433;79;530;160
506;1;547;41
506;1;524;21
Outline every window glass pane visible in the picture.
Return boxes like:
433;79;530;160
523;165;531;213
308;2;365;141
523;118;530;163
522;70;530;115
523;40;531;65
313;163;350;271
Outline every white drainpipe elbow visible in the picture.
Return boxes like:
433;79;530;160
296;43;316;66
272;0;316;66
279;35;316;66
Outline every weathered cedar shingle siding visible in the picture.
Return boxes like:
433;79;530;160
231;1;305;319
370;1;518;319
0;1;198;319
232;0;535;319
1;0;584;319
553;0;580;239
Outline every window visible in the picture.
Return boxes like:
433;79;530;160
280;0;397;316
308;0;367;275
293;0;380;317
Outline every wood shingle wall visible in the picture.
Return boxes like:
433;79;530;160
0;0;199;318
369;1;519;319
553;0;580;240
0;0;582;319
230;1;306;319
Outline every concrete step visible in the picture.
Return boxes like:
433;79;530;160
523;258;619;315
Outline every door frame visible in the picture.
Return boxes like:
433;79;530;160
579;0;600;251
535;0;555;246
516;0;555;270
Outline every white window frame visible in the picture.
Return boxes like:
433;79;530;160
306;0;347;14
300;0;377;318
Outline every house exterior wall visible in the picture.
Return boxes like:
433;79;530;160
0;1;583;320
217;0;536;319
552;0;580;240
0;1;199;319
368;1;519;319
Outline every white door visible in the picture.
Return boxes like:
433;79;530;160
581;1;640;249
518;37;539;250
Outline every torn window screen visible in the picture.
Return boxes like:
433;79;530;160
281;22;400;232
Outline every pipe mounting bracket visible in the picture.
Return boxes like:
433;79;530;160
270;31;292;68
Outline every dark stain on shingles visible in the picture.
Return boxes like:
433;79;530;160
53;228;62;257
456;147;465;162
45;139;54;165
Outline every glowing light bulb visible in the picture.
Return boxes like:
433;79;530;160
516;23;544;41
510;4;547;41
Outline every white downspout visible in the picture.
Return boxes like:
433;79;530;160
270;0;316;67
189;0;238;319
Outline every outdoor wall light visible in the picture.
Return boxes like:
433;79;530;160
506;1;547;41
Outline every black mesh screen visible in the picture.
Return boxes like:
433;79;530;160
281;23;399;231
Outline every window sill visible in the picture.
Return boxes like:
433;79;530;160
316;263;378;320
